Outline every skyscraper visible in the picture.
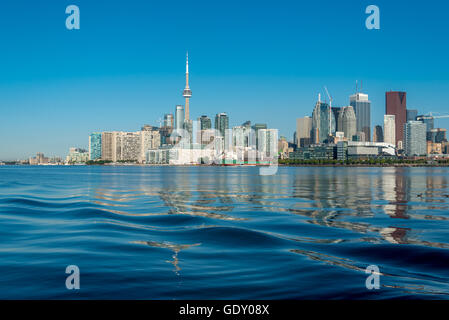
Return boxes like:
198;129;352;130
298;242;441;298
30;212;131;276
197;115;212;147
160;114;174;146
252;123;268;150
332;107;342;132
296;116;312;147
350;93;371;141
183;52;192;121
164;113;174;128
417;115;435;133
232;126;245;149
175;105;185;130
215;113;229;149
101;131;119;161
386;91;406;148
338;106;356;140
89;132;102;160
427;128;447;143
312;95;335;143
406;109;418;122
373;125;384;143
404;121;427;156
384;114;396;146
199;115;212;130
215;113;229;137
257;129;278;160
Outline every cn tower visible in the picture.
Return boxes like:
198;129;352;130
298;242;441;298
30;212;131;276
183;52;192;120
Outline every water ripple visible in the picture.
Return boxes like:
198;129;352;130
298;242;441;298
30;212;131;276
0;165;448;299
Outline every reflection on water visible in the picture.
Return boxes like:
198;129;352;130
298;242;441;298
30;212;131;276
132;241;201;275
0;166;449;299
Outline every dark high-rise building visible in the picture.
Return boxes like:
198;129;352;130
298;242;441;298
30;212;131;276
199;115;212;130
373;125;384;142
350;93;371;141
406;109;417;122
386;91;407;148
312;95;335;143
427;128;447;143
215;113;229;137
331;107;341;132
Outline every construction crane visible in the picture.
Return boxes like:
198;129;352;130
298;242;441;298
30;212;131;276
324;86;333;136
416;114;449;121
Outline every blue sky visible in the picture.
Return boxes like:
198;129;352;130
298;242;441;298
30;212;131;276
1;0;449;160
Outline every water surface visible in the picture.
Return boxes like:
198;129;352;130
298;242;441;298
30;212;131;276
0;165;448;299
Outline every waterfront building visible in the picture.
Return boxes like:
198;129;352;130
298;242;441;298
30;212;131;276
118;132;142;161
384;114;396;147
296;116;312;147
337;141;348;161
404;121;427;156
386;91;407;148
140;129;161;163
66;147;89;163
101;132;119;162
289;145;336;160
29;152;49;165
347;142;396;159
350;93;371;141
257;129;278;161
101;131;155;162
89;132;102;160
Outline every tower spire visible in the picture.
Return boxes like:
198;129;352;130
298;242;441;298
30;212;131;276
183;52;192;120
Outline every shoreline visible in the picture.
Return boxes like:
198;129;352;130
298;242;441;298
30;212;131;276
278;164;449;168
2;163;449;168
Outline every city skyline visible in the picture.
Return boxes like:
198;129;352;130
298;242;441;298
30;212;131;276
1;0;449;160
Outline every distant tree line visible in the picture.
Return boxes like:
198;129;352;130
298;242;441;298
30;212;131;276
86;160;112;165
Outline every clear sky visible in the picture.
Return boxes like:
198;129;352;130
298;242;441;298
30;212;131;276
1;0;449;160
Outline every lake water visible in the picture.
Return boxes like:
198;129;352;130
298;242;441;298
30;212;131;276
0;165;448;299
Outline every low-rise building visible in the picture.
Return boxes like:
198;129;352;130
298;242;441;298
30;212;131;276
66;148;89;163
